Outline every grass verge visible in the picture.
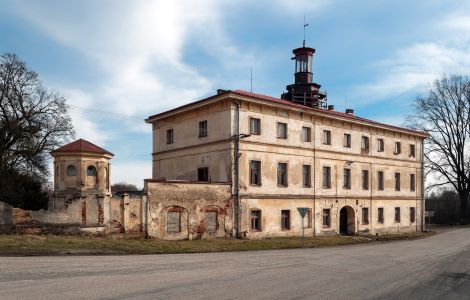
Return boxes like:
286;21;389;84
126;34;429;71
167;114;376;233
0;231;434;256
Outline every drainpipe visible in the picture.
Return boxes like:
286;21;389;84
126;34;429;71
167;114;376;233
421;139;425;231
234;100;241;238
370;161;373;233
312;121;316;236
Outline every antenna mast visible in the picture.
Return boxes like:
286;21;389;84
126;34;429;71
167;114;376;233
303;14;309;47
250;67;253;92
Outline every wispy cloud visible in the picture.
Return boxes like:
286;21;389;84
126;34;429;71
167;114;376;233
351;10;470;106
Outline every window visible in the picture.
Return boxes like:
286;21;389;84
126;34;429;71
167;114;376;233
250;118;261;135
343;133;351;148
205;212;218;233
251;210;261;231
322;166;331;188
86;166;96;176
395;173;401;191
322;209;331;227
409;144;416;157
277;122;288;139
167;211;181;233
306;209;312;228
66;165;76;176
198;167;209;181
361;136;370;153
250;161;261;186
166;129;174;144
302;127;311;142
343;168;351;189
378;207;384;223
199;120;208;137
410;207;416;223
395;207;401;223
277;163;288;187
362;207;369;224
302;165;311;187
394;142;401;154
378;171;384;191
281;210;290;230
362;170;369;190
410;174;416;192
377;139;384;152
323;130;331;145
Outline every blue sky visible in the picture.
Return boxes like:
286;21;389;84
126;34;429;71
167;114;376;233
1;0;470;187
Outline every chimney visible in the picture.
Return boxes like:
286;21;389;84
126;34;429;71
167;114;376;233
217;89;226;95
327;105;334;111
346;108;354;115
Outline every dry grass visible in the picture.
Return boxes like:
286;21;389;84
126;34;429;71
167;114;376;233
0;231;433;256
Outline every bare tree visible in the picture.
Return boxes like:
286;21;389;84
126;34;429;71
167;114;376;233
0;53;74;209
407;75;470;222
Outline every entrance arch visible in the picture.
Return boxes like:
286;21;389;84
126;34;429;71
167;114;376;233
339;206;355;235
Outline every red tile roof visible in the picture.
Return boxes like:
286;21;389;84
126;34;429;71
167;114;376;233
51;139;114;156
146;89;428;137
231;90;428;137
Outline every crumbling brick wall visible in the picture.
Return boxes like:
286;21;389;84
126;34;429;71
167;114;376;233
145;180;232;240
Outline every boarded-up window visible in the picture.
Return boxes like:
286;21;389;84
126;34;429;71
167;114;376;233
250;118;261;135
378;171;384;190
66;165;76;176
378;207;384;223
205;212;218;233
277;122;288;139
167;211;181;233
322;166;331;188
362;207;369;224
251;210;261;231
377;139;384;152
323;130;331;145
410;207;416;223
302;127;311;142
323;209;331;227
344;133;351;148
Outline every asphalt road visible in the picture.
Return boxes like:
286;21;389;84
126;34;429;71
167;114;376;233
0;228;469;300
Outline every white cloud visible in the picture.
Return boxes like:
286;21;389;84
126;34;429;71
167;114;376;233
351;10;470;105
60;88;111;146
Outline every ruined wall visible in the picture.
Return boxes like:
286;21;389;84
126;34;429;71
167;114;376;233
145;180;232;240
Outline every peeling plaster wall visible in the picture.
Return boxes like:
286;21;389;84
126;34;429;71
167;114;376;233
145;181;232;240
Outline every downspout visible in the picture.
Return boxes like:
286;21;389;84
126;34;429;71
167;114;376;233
313;120;316;236
421;139;425;231
234;100;241;238
370;161;373;233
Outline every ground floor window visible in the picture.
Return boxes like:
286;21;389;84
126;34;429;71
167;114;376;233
395;207;401;223
410;207;416;223
362;207;369;224
251;210;261;231
378;207;384;224
281;210;290;230
205;211;218;233
322;209;331;227
167;211;181;233
306;208;312;228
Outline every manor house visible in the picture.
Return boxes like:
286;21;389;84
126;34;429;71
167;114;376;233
1;43;427;239
144;44;427;238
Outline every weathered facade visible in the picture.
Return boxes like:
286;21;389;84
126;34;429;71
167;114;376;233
145;44;428;239
0;44;428;240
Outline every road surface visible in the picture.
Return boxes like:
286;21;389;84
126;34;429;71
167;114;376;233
0;228;469;299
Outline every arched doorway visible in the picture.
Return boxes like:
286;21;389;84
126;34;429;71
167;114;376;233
339;206;355;235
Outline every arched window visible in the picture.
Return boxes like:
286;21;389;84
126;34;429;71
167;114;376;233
66;165;76;176
87;166;97;176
